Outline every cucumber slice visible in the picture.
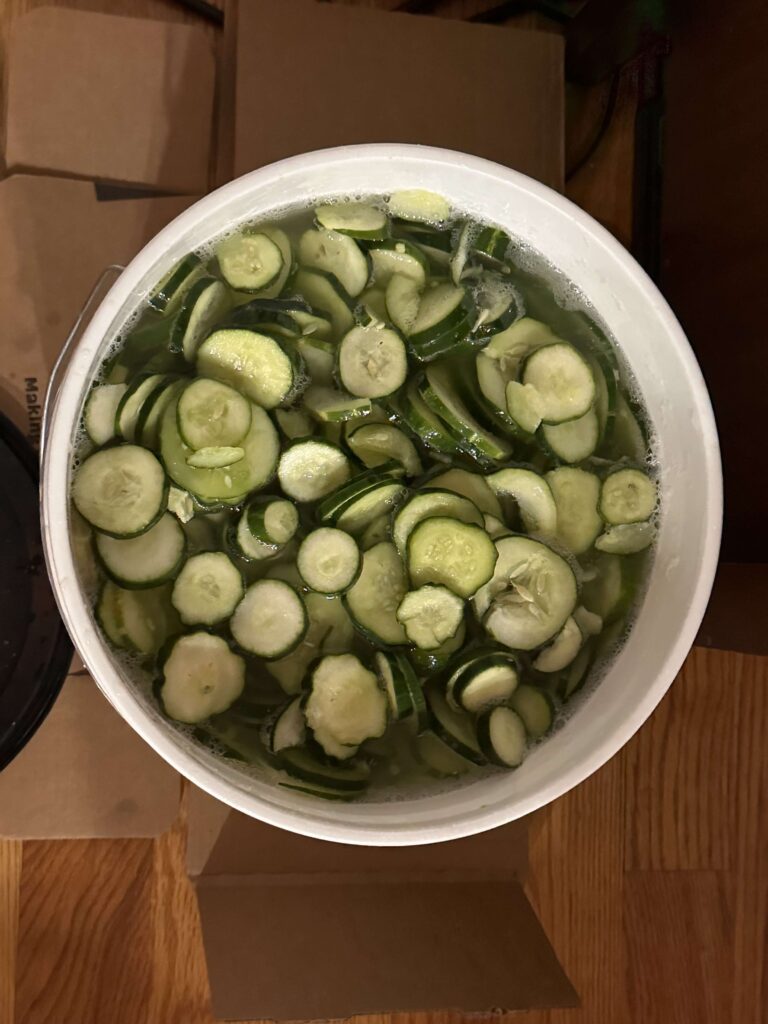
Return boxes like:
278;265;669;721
375;650;420;722
600;468;657;525
136;378;184;450
369;239;428;287
522;343;596;425
476;706;527;767
148;253;204;314
574;604;603;637
84;383;128;446
160;632;245;724
388;190;451;225
264;593;355;695
338;324;408;399
360;514;391;549
407;516;497;599
347;423;422;478
408;284;475;362
297;335;334;386
396;585;464;650
297;528;361;594
317;464;404;523
305;653;387;747
298;228;369;297
277;439;351;502
167;486;196;524
428;468;502;519
95;511;185;588
359;287;389;325
610;393;647;461
117;373;167;441
231;513;282;562
160;398;279;501
186;446;244;469
231;579;308;659
450;221;473;286
392;488;483;558
106;582;179;655
474;535;577;649
505;381;544;434
542;406;599;463
335;481;408;536
532;616;583;672
293;268;355;338
393;379;461;457
72;444;166;538
171;551;243;626
546;467;602;555
427;687;485;765
247;497;299;546
486;467;558;538
303;384;372;423
216;231;284;291
197;329;304;410
95;580;130;648
385;273;423;335
563;642;594;699
509;685;554;739
267;697;307;753
420;363;510;463
595;522;655;554
484;514;507;538
277;747;369;793
312;727;359;762
171;277;230;361
409;618;466;679
415;730;473;777
473;225;511;266
315;202;388;240
275;406;315;440
446;651;519;714
177;378;252;450
472;272;520;334
345;541;408;645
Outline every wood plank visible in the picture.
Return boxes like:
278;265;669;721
0;840;22;1024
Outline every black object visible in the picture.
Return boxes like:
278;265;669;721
0;412;72;771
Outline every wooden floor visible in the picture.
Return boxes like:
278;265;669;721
1;2;766;1022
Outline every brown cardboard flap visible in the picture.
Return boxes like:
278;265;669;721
234;0;564;189
198;878;577;1020
4;8;214;192
0;676;178;839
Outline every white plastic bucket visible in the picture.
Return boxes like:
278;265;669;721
41;145;722;846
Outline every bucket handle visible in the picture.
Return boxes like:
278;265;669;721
41;265;125;464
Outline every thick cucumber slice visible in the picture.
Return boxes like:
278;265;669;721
277;439;351;502
393;379;461;457
542;406;599;463
186;445;244;469
303;384;372;423
335;481;408;536
474;535;577;649
247;497;298;546
293;268;355;337
505;381;544;434
509;685;554;739
315;202;388;240
298;228;369;297
388;190;451;225
177;378;252;450
415;730;473;777
345;541;408;645
338;324;408;399
476;706;527;767
73;444;166;538
95;512;185;588
595;522;655;554
532;616;583;672
396;585;464;650
306;653;387;747
408;284;475;362
427;686;485;765
407;516;497;599
428;468;502;519
160;398;279;501
275;406;315;440
267;697;307;754
216;231;284;291
84;383;127;446
369;239;428;287
347;423;422;478
392;488;483;557
171;551;243;625
385;273;422;335
160;632;245;724
277;747;369;793
546;467;602;555
420;363;510;463
117;373;167;441
486;467;558;538
171;277;230;361
231;579;308;658
447;651;519;714
522;343;596;425
148;253;203;314
197;329;303;410
600;468;657;525
297;528;361;594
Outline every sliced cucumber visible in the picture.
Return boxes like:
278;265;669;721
360;513;391;549
100;582;178;655
407;516;497;599
335;480;408;536
216;231;284;291
533;616;583;672
171;551;243;626
171;277;230;361
197;329;303;410
375;650;420;722
369;239;428;287
392;488;483;558
388;190;451;225
186;445;244;469
505;381;544;434
595;521;655;554
542;406;599;463
446;651;519;714
148;253;203;314
415;730;473;777
477;706;527;767
420;363;510;463
160;632;245;724
573;605;603;637
484;514;507;538
315;202;388;240
546;467;602;555
393;379;461;457
117;373;167;441
450;221;473;286
167;486;196;524
396;585;464;650
486;467;558;538
231;512;282;562
231;579;308;658
427;686;485;765
409;618;466;679
509;685;554;739
277;439;351;502
305;653;387;748
522;343;595;425
303;384;372;423
95;511;185;588
408;284;475;362
265;593;355;695
347;422;422;478
136;378;184;450
297;335;334;386
610;393;647;461
317;464;404;524
298;228;369;298
338;324;408;399
177;378;252;450
385;273;422;335
73;444;166;538
293;268;355;338
277;747;369;793
473;225;511;266
246;497;298;546
600;468;657;525
472;272;519;334
428;468;502;519
275;406;315;440
297;528;361;594
345;541;408;645
267;697;306;753
84;383;128;446
563;642;593;699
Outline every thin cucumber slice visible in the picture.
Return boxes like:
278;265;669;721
111;583;179;655
317;463;404;523
275;406;315;440
196;329;303;410
345;541;408;645
315;202;388;240
96;580;130;648
267;698;306;753
447;651;519;714
473;225;511;266
474;535;577;649
408;284;475;362
374;650;418;721
160;632;245;724
393;379;461;457
303;385;372;423
396;585;464;650
297;335;334;386
298;228;369;297
84;383;128;446
450;221;473;286
486;467;558;538
177;378;252;450
542;406;599;463
481;317;561;393
509;685;554;739
428;468;502;519
563;642;593;699
137;378;184;450
610;393;647;461
522;343;596;424
573;605;603;637
408;619;466;679
171;550;243;626
359;287;389;325
277;439;351;502
160;398;279;501
484;514;507;538
477;706;527;767
293;268;355;337
385;273;423;335
72;444;166;538
117;373;166;441
505;381;544;434
388;190;451;225
335;481;408;536
247;497;298;546
427;686;485;765
360;514;391;549
277;747;369;793
595;522;655;554
338;324;408;399
347;423;422;478
171;277;230;361
231;513;281;562
546;467;602;555
312;727;359;762
231;579;308;658
297;528;361;594
369;239;428;287
216;231;284;291
533;616;583;672
392;488;483;558
306;653;387;747
407;516;497;599
600;468;657;525
472;272;519;334
186;446;244;469
148;253;203;314
95;512;185;588
420;363;510;463
264;593;355;695
415;730;473;777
